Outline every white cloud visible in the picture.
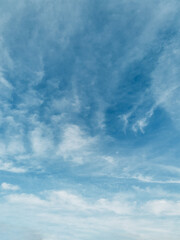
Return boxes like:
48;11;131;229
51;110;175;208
1;182;20;191
46;190;134;215
102;156;115;164
7;139;25;155
57;124;97;163
2;188;179;240
58;125;91;151
133;185;180;200
160;165;180;174
30;127;53;156
0;160;26;173
132;118;148;133
132;106;155;133
18;90;43;109
144;199;180;216
6;193;46;206
131;174;180;184
47;190;89;211
120;112;131;133
0;142;6;156
151;37;180;128
0;72;12;89
0;137;25;157
96;198;134;215
5;189;133;216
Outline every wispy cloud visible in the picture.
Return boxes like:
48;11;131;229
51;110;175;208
0;160;26;173
0;72;12;89
1;182;20;191
131;174;180;184
144;199;180;216
30;127;53;157
57;124;97;164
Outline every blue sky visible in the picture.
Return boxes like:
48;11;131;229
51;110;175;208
1;0;180;239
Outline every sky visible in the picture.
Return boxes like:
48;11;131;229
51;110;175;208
0;0;180;239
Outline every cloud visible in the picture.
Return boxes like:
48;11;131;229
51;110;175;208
6;193;46;206
133;185;180;200
0;136;25;158
144;199;180;216
0;72;13;89
95;197;134;215
127;174;180;184
1;182;20;191
160;165;180;174
131;105;156;133
0;160;26;173
132;118;148;133
102;156;115;164
151;37;180;128
6;138;25;155
57;124;97;163
4;189;134;216
30;126;53;157
1;188;180;240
